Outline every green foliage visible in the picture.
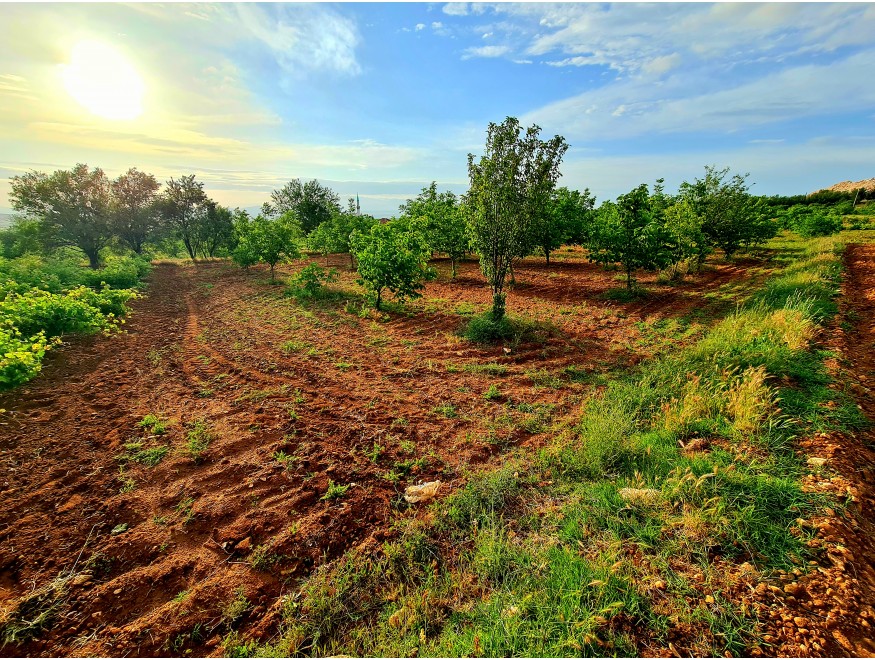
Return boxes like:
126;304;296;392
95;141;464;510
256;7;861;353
0;327;54;389
308;211;377;266
157;174;211;261
663;198;711;274
321;479;352;501
351;218;434;310
287;263;338;300
679;166;776;258
10;163;114;268
532;186;596;263
110;167;161;255
779;204;843;238
185;420;213;463
466;116;568;320
587;183;675;289
463;311;516;343
232;212;302;281
400;182;469;277
266;179;342;234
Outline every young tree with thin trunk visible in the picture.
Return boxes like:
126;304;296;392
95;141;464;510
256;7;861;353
233;211;302;282
10;163;113;268
466;117;567;321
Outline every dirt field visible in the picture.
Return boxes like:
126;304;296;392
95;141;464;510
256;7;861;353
0;245;872;657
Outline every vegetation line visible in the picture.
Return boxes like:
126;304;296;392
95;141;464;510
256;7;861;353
228;234;866;658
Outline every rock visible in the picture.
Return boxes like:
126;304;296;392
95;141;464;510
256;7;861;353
618;488;660;506
807;457;828;467
236;537;252;553
113;588;122;595
404;481;442;504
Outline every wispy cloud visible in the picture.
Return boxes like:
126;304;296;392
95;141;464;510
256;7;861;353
461;45;510;60
233;4;361;77
442;3;469;17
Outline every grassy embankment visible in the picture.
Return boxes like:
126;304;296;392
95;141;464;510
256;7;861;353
225;233;867;657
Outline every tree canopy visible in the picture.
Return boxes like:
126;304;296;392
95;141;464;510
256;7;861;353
10;163;114;268
266;179;341;234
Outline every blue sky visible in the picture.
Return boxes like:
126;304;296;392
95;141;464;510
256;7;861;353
1;2;874;217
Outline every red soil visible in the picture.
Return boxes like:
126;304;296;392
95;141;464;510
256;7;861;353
0;249;826;656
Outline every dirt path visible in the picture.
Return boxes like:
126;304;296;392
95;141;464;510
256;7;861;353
753;242;875;656
0;252;790;656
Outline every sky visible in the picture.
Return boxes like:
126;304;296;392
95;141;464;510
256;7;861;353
1;2;874;218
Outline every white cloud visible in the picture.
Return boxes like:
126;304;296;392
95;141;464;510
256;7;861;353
442;3;469;17
432;22;444;29
234;4;361;76
494;3;875;74
461;45;510;60
415;23;425;32
524;49;875;140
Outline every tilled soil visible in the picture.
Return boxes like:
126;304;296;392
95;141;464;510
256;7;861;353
0;247;868;657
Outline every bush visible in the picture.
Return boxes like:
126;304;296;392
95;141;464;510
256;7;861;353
286;263;338;300
463;312;516;343
0;327;55;389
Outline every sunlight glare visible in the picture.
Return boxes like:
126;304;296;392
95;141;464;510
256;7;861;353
61;40;145;121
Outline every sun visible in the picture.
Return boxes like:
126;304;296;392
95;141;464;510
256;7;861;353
61;40;145;121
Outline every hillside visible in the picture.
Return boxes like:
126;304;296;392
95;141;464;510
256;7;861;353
815;177;875;194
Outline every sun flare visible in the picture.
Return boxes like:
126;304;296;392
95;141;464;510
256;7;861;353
61;40;145;121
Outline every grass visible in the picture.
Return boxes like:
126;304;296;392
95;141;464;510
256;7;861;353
185;420;213;463
227;234;862;658
117;441;169;468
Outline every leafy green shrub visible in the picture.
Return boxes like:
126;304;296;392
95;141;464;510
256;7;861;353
351;218;434;309
286;263;338;300
463;311;516;343
0;327;55;389
80;256;151;289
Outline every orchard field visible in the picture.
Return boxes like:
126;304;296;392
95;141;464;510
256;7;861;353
2;230;875;657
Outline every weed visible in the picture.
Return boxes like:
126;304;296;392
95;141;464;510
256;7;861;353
321;479;352;501
464;362;508;376
176;495;196;527
138;413;169;435
273;450;299;467
173;589;189;604
223;588;251;628
483;384;502;401
365;442;384;463
433;402;458;419
118;441;169;468
185;420;213;463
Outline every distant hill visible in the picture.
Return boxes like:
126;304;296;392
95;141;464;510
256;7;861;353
815;178;875;194
0;213;14;229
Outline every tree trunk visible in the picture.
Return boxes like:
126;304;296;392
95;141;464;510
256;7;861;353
183;237;196;261
509;261;516;286
491;292;506;322
86;249;100;269
626;266;633;290
375;288;382;310
451;258;457;279
270;263;276;283
545;248;550;265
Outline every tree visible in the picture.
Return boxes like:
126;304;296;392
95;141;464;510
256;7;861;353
587;184;675;290
663;199;710;275
466;117;568;320
678;166;776;258
158;175;210;260
530;186;596;263
233;212;302;282
399;182;469;278
350;218;433;310
196;203;235;258
265;179;341;234
110;168;160;254
10;163;113;268
308;210;377;269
